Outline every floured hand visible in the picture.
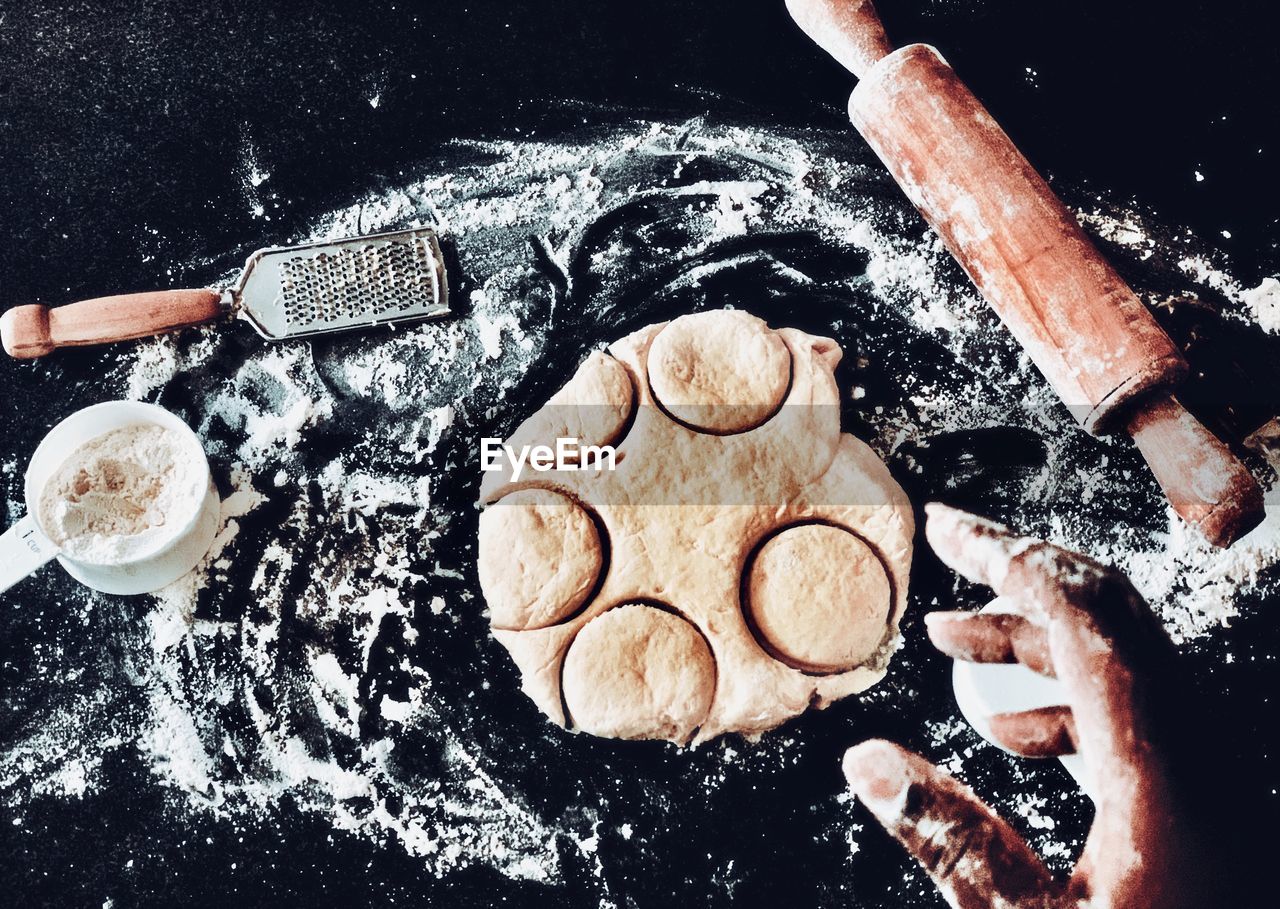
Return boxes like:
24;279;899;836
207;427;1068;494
842;503;1252;909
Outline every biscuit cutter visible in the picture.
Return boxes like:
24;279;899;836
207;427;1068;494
1;227;450;358
952;598;1096;800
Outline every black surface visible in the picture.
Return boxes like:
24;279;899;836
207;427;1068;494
1;0;1279;313
1;2;1279;907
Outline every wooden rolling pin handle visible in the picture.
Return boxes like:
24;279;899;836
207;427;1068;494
0;289;227;359
785;0;894;79
1126;395;1265;547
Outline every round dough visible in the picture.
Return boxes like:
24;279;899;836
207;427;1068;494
511;351;634;456
477;316;915;744
647;310;790;433
562;604;716;742
478;489;602;630
746;524;892;673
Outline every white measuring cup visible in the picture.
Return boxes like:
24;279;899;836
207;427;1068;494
0;401;220;596
951;597;1095;800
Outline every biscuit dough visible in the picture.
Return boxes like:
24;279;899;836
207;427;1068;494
477;311;914;744
647;309;790;433
562;603;716;741
504;350;635;457
746;524;893;674
476;488;602;630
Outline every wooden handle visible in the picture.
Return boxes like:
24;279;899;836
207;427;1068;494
1126;395;1264;547
1;289;226;359
786;0;894;79
848;46;1187;434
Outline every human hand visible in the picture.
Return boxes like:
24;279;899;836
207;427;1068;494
842;503;1245;909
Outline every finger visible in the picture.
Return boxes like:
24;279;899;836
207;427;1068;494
843;739;1059;909
926;505;1176;777
921;504;1177;824
924;611;1055;677
923;503;1040;598
1006;545;1181;782
988;706;1078;758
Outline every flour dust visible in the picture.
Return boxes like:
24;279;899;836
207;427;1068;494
2;116;1277;902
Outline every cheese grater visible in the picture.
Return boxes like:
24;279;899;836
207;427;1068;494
1;227;451;359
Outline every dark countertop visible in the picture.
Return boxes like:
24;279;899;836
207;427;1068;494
1;2;1277;907
1;0;1277;312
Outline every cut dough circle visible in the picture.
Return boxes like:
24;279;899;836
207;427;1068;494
562;603;715;742
477;488;602;630
647;310;790;433
746;524;892;674
516;351;634;455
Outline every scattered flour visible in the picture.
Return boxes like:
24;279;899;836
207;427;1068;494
1241;277;1280;334
3;116;1277;900
1176;254;1280;336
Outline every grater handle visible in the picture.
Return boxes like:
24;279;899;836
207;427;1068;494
1;289;227;359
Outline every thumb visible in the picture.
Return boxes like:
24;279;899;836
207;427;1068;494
843;740;1061;909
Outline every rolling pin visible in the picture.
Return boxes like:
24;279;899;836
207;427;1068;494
787;0;1264;547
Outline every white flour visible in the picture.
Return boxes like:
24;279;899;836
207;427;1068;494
38;424;204;565
3;117;1277;899
1241;277;1280;334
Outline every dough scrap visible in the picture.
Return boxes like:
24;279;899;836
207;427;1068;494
562;603;715;743
479;311;914;744
647;310;790;433
746;524;893;674
477;488;602;630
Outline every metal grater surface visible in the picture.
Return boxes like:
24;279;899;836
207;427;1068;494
232;228;449;340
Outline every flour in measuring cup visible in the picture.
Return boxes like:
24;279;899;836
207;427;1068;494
37;424;204;565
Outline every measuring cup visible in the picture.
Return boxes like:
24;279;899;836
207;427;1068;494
951;597;1095;800
0;401;220;596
